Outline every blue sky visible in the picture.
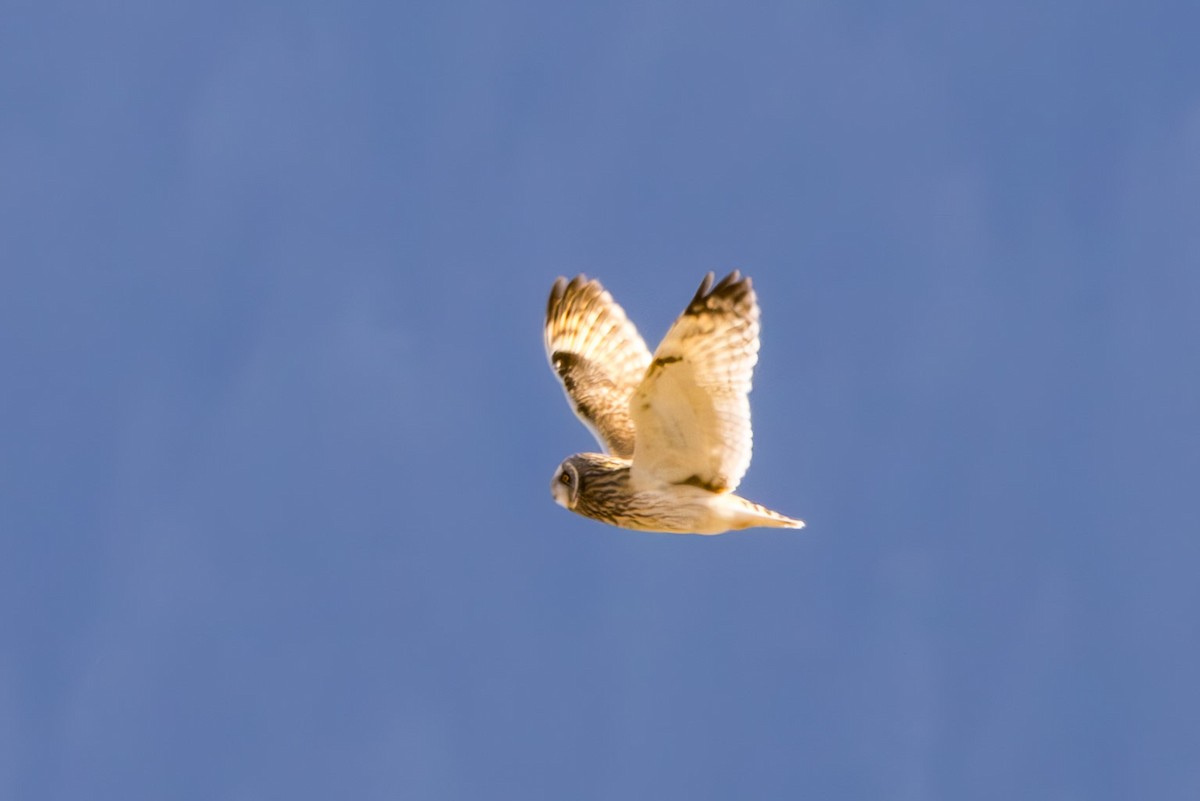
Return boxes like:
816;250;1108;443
4;2;1199;799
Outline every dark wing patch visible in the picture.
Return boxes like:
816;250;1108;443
550;350;637;457
676;473;727;492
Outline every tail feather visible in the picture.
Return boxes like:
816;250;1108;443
737;498;806;530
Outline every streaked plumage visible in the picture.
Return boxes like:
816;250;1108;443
545;271;804;535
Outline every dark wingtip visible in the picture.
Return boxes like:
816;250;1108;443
687;270;751;313
712;270;742;293
690;272;715;306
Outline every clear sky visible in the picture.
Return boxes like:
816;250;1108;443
4;2;1199;799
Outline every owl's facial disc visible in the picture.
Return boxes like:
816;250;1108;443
550;461;579;509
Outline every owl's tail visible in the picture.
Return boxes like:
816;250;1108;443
732;497;806;531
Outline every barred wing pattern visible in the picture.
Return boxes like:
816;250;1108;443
629;271;760;493
545;276;652;458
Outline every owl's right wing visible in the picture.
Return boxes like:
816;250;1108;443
629;271;760;493
545;275;652;459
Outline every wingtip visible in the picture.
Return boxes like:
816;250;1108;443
549;273;606;317
713;270;745;293
688;269;753;313
547;276;569;317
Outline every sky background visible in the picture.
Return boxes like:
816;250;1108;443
4;1;1199;799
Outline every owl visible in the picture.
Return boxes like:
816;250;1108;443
545;271;805;535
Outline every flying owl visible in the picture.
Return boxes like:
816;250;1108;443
545;271;805;535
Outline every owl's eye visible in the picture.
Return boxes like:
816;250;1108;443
559;471;572;485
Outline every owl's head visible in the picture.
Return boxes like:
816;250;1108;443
550;459;582;509
551;453;631;514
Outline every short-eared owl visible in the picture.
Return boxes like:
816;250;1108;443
545;271;805;535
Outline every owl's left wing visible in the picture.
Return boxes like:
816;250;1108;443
546;275;652;459
630;271;760;493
